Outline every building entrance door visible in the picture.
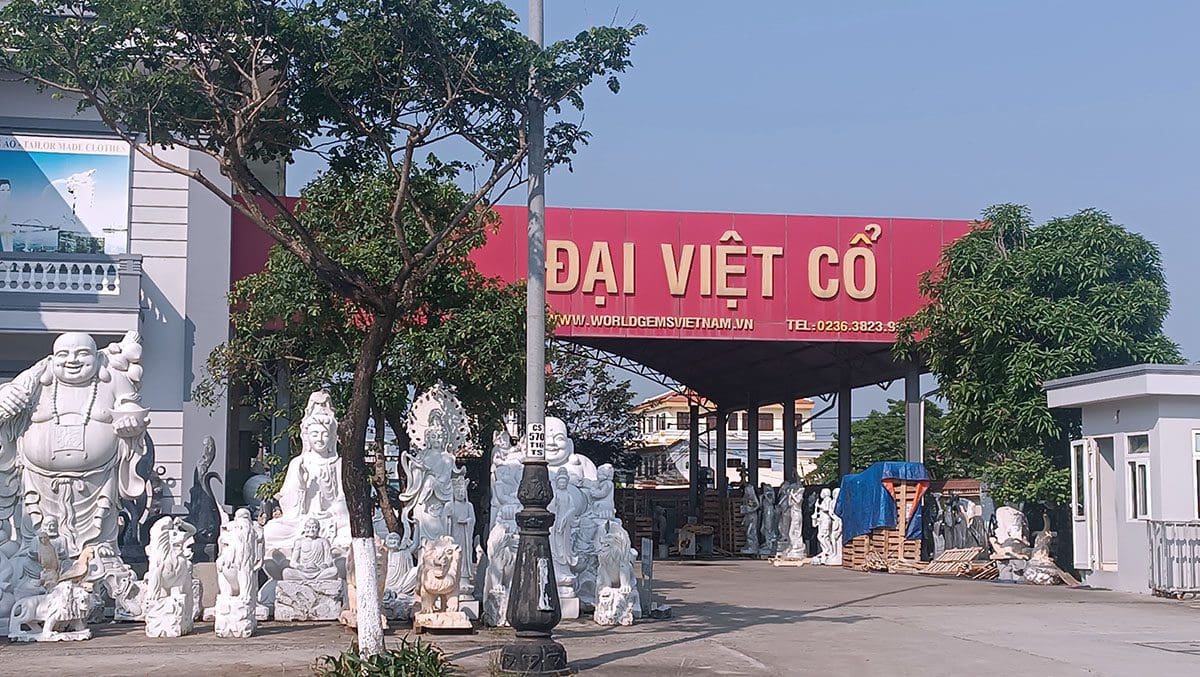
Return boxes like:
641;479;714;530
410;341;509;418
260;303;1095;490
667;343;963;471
1093;436;1119;570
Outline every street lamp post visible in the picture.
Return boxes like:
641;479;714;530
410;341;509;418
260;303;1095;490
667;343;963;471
499;0;569;674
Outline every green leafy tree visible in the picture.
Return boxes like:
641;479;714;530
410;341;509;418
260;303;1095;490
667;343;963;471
0;0;643;653
896;204;1183;507
805;399;946;483
545;348;640;475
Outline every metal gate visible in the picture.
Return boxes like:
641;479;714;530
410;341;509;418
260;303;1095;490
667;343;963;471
1148;520;1200;596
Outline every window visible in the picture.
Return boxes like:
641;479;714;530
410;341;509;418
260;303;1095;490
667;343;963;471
1128;434;1150;455
741;413;750;429
728;415;739;431
1193;431;1200;518
676;411;691;430
727;458;743;468
706;415;716;431
1128;458;1150;520
758;413;774;431
758;459;772;469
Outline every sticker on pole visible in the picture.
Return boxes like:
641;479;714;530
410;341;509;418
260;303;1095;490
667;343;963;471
526;422;545;459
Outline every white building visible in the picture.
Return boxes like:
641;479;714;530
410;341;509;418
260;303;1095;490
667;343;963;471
632;391;829;487
1045;364;1200;594
0;75;237;512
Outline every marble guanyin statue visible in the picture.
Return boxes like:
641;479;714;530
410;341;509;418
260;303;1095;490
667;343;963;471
398;383;471;549
0;332;150;562
264;391;351;556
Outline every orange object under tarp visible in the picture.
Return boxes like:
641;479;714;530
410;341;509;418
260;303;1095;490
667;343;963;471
883;478;928;531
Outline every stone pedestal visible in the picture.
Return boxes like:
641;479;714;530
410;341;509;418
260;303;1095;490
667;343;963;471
458;597;480;621
383;593;415;622
559;595;579;620
214;594;257;638
274;580;343;621
145;592;195;638
413;610;472;633
594;587;635;627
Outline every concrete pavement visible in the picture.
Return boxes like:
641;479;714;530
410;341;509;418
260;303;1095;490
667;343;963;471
3;560;1198;676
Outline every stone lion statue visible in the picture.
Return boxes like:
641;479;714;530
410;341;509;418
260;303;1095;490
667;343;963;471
596;522;635;592
416;535;461;614
145;516;196;599
8;581;93;642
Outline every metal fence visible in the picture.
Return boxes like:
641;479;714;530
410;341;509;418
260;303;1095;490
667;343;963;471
1147;520;1200;596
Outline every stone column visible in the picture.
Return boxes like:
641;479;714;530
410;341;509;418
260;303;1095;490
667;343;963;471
905;369;924;464
782;399;797;483
837;381;852;479
747;404;760;488
715;407;729;496
688;402;700;518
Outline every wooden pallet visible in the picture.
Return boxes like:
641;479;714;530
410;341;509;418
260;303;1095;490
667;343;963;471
842;479;924;571
918;547;984;575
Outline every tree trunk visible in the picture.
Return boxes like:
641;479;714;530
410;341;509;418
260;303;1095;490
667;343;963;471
371;404;402;535
339;313;394;656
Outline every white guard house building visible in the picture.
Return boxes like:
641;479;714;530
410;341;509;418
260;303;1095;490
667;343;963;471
1045;364;1200;595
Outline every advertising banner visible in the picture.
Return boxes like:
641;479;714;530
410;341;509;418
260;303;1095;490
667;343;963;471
0;133;132;254
473;206;972;343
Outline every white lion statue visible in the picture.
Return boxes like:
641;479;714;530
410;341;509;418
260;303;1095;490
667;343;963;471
144;516;196;638
8;581;93;642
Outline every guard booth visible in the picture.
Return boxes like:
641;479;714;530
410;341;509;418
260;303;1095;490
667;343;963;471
1046;364;1200;594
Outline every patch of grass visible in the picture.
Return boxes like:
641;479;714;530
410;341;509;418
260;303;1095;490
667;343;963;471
313;636;455;676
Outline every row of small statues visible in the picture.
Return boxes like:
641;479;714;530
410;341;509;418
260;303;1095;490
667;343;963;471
740;483;843;565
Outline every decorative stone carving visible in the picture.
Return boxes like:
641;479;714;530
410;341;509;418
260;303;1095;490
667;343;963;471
214;507;264;638
382;531;418;618
827;488;843;566
264;392;350;558
990;506;1031;560
0;332;150;564
547;468;585;602
775;482;793;556
446;475;476;596
413;535;471;633
282;518;340;581
482;522;518;627
186;436;222;562
400;384;471;549
759;485;779;556
812;488;834;565
781;484;807;559
593;521;638;627
143;516;196;638
8;580;93;642
740;485;761;555
1023;528;1064;585
275;579;343;621
545;416;598;482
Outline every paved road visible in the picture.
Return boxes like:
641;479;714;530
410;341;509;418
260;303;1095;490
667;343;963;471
4;560;1199;675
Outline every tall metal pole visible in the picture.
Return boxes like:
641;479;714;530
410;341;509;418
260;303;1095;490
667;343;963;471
501;1;568;673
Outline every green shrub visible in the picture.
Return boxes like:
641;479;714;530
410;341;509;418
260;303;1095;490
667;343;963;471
313;637;455;677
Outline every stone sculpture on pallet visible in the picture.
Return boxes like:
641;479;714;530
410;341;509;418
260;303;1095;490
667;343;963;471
413;535;471;633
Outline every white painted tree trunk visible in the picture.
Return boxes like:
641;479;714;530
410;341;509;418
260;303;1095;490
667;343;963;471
352;537;386;656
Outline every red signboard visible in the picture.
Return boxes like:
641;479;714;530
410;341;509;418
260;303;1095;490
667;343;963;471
472;206;971;343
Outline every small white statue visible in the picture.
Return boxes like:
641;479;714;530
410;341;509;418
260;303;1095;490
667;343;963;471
827;488;843;566
143;516;197;638
264;392;351;556
548;468;585;594
990;506;1031;560
482;523;518;627
214;508;264;638
813;488;834;565
413;535;471;633
8;580;93;642
759;485;779;556
445;474;476;595
740;485;761;556
545;416;598;482
593;521;638;626
783;484;807;559
382;532;417;620
281;518;339;581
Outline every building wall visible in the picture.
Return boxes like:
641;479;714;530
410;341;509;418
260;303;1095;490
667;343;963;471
0;77;230;512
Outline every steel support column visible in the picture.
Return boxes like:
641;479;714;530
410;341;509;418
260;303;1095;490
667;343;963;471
688;402;700;518
837;381;852;479
782;398;797;483
905;369;924;464
747;403;760;488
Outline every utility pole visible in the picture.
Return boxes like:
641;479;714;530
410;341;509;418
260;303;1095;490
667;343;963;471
500;1;569;674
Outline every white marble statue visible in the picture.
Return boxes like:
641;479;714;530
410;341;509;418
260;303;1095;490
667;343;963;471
144;516;196;638
413;535;471;632
0;332;150;563
812;488;834;564
548;468;585;603
827;488;843;565
482;522;518;627
760;484;779;556
274;518;344;621
545;416;598;482
783;484;807;559
574;463;617;607
214;508;264;638
8;580;93;642
489;449;523;532
264;392;351;556
382;531;417;620
593;521;638;626
990;506;1031;560
400;383;471;548
445;474;476;595
340;536;389;630
740;485;761;556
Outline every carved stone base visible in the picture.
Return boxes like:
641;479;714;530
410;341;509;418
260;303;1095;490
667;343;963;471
458;597;480;620
145;592;195;638
413;610;472;634
498;638;571;676
214;594;257;639
593;586;635;626
559;595;579;620
274;580;343;622
383;593;415;622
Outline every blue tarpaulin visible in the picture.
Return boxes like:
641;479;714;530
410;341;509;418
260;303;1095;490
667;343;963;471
834;461;929;543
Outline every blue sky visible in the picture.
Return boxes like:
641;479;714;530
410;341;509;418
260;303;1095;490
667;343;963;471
293;1;1200;430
